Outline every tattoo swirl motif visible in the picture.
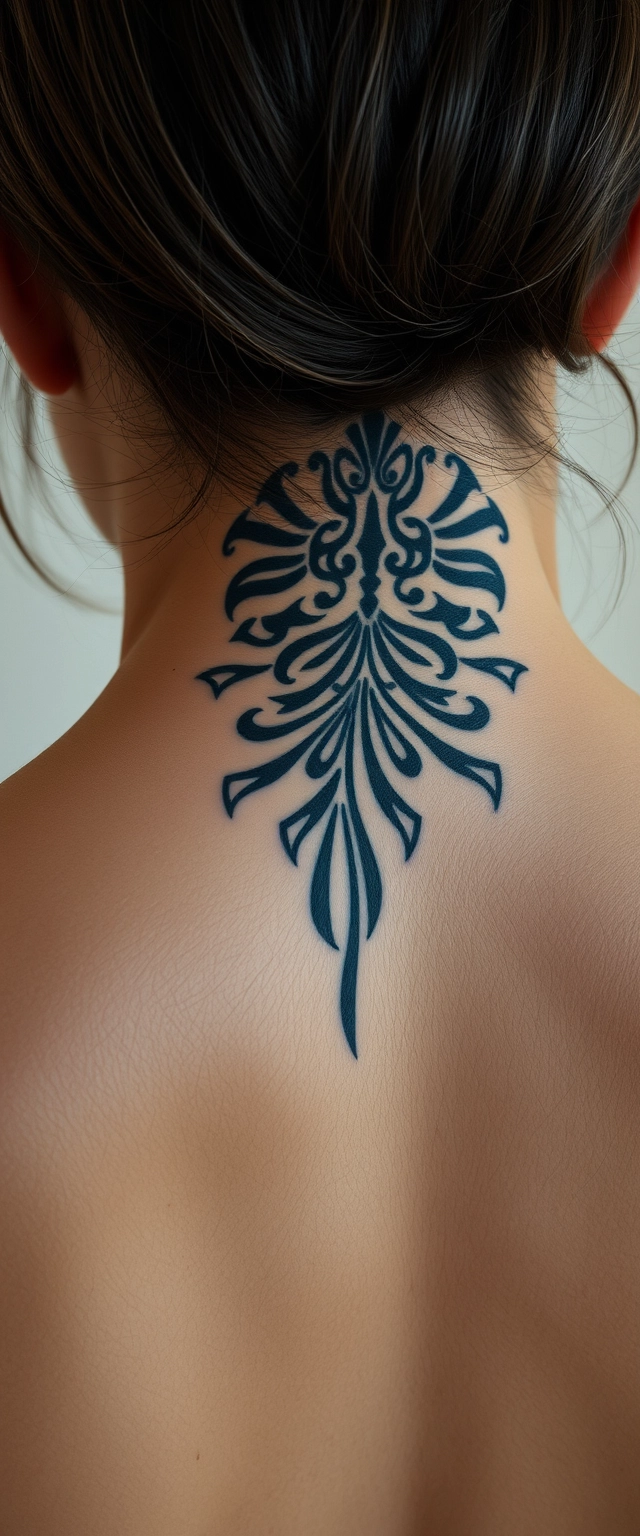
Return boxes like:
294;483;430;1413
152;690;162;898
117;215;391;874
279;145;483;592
197;412;527;1057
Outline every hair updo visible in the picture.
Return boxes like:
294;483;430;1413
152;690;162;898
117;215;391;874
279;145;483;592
0;0;639;489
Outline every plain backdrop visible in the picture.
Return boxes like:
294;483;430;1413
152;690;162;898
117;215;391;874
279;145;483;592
1;308;640;784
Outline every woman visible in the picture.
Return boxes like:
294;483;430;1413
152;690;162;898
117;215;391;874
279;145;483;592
1;1;640;1530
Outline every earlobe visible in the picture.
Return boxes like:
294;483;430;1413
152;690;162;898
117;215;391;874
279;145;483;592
0;230;79;394
582;194;640;353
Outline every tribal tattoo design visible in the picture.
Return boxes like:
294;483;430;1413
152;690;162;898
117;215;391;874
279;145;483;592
197;412;527;1057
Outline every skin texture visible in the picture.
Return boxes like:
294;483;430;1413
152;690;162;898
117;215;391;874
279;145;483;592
0;231;640;1533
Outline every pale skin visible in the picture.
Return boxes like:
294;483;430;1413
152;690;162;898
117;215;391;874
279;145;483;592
0;213;640;1536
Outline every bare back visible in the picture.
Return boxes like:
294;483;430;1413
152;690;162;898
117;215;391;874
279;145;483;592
1;436;640;1534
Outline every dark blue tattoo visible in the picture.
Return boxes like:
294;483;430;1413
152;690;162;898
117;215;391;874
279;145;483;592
197;412;527;1057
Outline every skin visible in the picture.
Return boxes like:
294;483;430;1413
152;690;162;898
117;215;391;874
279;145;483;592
0;218;640;1535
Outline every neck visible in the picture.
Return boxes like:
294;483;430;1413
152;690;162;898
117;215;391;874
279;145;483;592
110;405;560;668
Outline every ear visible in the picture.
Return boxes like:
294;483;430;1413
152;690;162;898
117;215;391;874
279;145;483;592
0;230;79;393
583;194;640;353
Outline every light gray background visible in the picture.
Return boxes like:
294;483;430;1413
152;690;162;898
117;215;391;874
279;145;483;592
2;309;640;785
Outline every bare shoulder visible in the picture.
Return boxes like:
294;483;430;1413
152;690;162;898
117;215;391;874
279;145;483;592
0;681;227;1075
0;666;322;1092
492;655;640;1028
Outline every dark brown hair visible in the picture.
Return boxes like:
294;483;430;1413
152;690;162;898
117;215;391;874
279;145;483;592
1;0;640;558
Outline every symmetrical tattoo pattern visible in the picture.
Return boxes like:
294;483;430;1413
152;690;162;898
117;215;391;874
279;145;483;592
197;412;527;1056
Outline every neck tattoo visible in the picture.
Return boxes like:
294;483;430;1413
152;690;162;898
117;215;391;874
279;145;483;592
197;412;527;1057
